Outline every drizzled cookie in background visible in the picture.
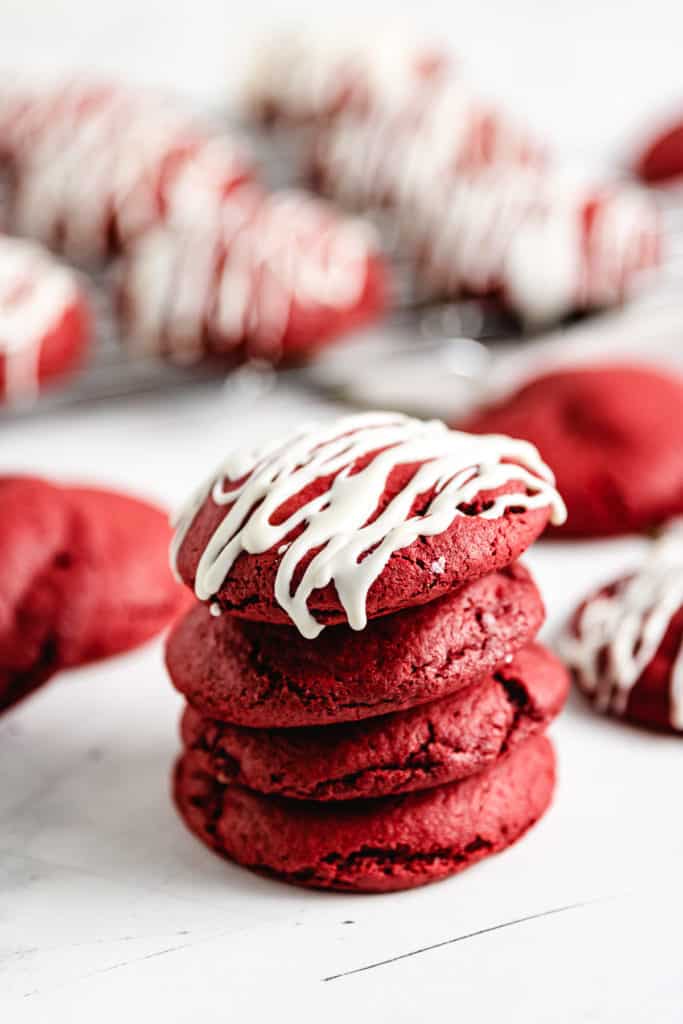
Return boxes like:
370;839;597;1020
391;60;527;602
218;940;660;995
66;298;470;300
0;235;90;402
243;29;661;327
117;185;386;367
0;78;253;263
563;520;683;733
0;75;387;388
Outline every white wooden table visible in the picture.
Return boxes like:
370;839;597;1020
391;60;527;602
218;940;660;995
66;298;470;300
1;386;681;1021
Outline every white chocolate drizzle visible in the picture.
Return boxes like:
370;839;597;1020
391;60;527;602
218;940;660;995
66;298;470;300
314;79;541;206
316;109;659;325
171;411;566;638
562;524;683;730
0;235;80;401
121;185;376;362
0;79;251;262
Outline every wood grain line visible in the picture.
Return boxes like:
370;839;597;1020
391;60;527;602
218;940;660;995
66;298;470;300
323;897;602;982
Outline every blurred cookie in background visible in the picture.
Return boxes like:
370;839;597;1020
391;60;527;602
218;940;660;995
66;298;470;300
0;235;90;404
405;172;659;324
117;185;386;367
463;363;683;538
242;29;660;327
634;109;683;186
0;476;187;712
0;77;253;263
562;522;683;732
0;75;390;409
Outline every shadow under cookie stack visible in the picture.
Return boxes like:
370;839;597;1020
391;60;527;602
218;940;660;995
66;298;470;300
167;412;569;893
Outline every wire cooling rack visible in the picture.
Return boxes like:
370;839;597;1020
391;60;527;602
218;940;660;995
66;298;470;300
2;134;682;423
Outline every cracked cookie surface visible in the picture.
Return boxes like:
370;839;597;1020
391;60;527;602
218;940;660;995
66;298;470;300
174;733;556;892
176;469;553;627
166;562;544;726
180;643;568;799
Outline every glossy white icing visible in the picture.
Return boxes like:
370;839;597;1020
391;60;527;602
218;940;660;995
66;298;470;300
309;50;659;327
314;78;540;208
171;411;566;638
562;525;683;730
578;187;660;308
0;235;79;400
122;186;375;362
316;111;658;324
411;168;582;323
0;80;250;262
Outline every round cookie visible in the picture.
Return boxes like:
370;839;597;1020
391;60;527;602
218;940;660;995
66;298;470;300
312;113;658;327
0;79;253;262
118;187;386;366
0;236;90;403
180;642;568;800
172;412;565;636
310;83;543;211
464;364;683;538
166;561;545;727
174;733;555;892
634;115;683;185
562;550;683;733
0;477;187;712
0;476;94;710
60;487;190;664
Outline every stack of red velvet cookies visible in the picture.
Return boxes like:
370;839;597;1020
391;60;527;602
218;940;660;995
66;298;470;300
167;412;569;892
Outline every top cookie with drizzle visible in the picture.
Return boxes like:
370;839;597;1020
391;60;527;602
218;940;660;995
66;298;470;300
172;412;565;637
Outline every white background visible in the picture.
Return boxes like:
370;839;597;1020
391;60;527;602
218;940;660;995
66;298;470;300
1;3;682;1021
2;0;683;161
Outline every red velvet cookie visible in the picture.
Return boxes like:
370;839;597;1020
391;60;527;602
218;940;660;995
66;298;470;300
0;477;186;711
59;487;189;664
118;185;386;366
0;477;95;709
634;114;683;185
180;642;568;799
312;97;542;216
166;562;545;727
464;364;683;538
172;412;564;636
0;79;253;262
424;176;658;325
0;236;90;403
312;112;658;326
562;550;683;732
174;733;555;892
